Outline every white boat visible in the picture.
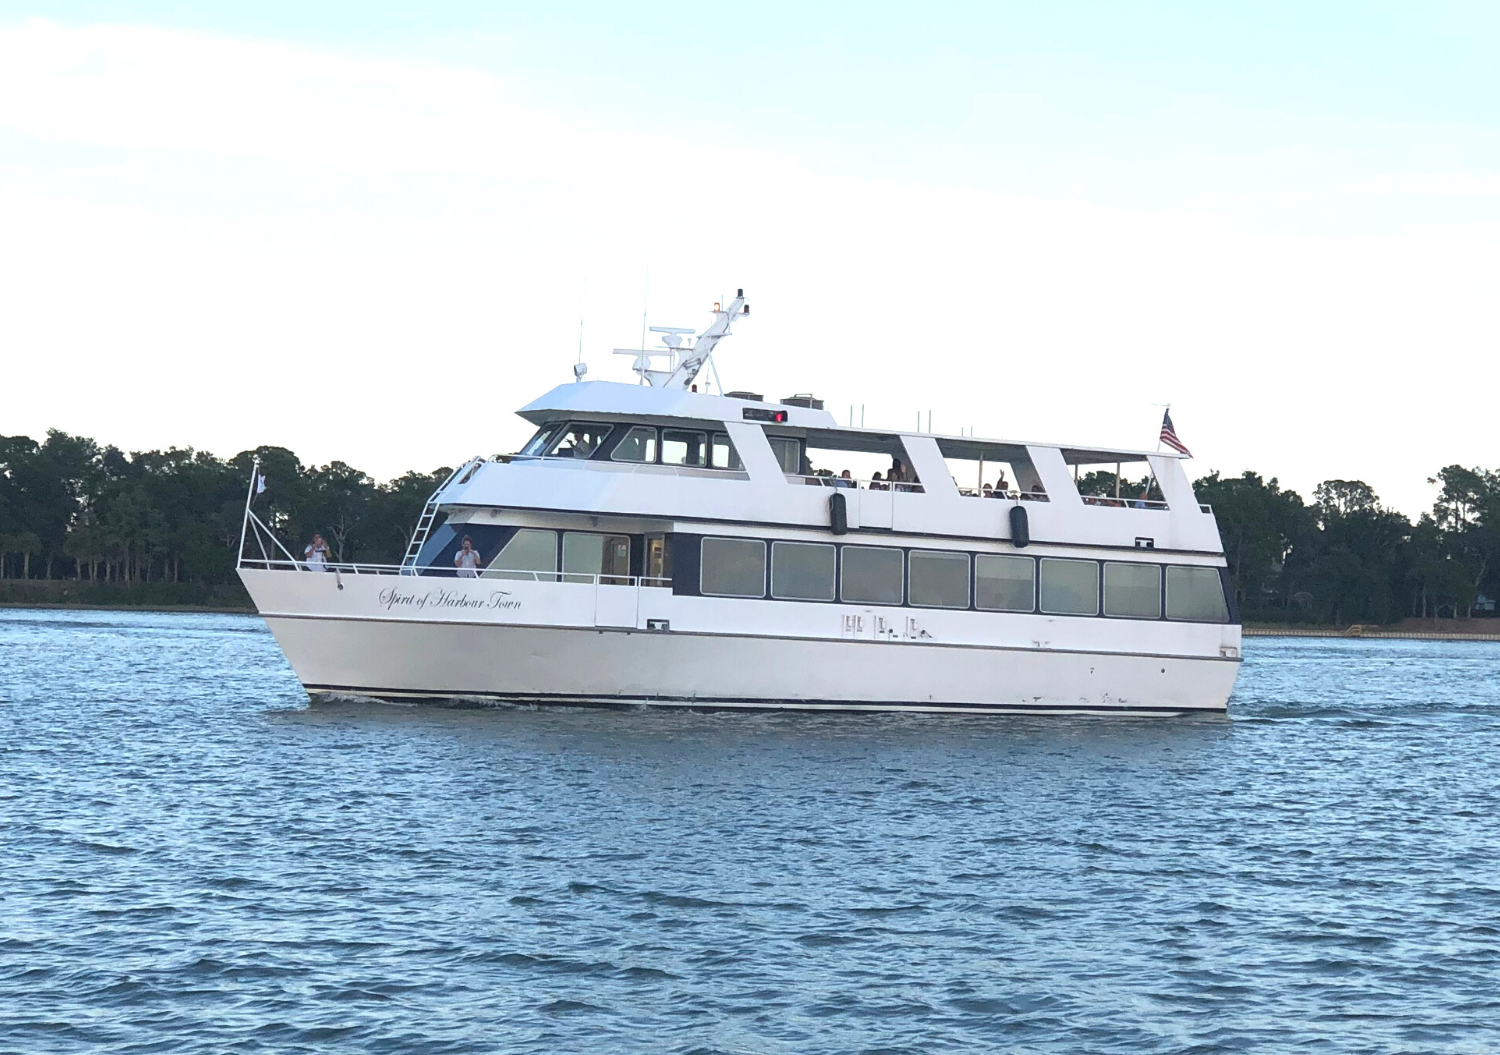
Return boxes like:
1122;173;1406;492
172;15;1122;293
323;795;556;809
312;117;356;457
237;290;1241;715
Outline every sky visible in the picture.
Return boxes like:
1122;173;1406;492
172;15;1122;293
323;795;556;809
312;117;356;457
2;2;1498;515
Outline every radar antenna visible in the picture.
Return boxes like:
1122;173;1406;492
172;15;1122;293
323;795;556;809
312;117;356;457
612;289;750;388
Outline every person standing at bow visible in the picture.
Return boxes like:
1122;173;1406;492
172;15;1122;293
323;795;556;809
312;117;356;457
303;533;330;572
454;536;482;578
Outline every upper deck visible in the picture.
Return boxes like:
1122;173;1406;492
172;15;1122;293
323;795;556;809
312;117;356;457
437;382;1223;555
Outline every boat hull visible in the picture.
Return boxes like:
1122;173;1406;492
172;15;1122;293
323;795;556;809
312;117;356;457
242;570;1239;716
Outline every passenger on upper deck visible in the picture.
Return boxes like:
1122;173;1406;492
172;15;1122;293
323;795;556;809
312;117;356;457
888;457;923;494
1021;480;1047;502
870;472;886;491
981;482;993;497
803;454;821;485
994;471;1009;494
1133;481;1163;508
837;470;855;489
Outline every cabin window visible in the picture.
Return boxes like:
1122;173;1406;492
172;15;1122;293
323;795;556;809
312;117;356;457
644;534;672;586
562;532;631;584
547;423;613;459
700;537;766;597
520;423;564;456
612;426;658;463
1104;562;1161;619
974;554;1035;612
662;429;708;467
484;528;558;581
711;433;743;470
908;550;970;609
1039;558;1099;615
770;541;837;601
840;545;904;605
767;435;801;474
1166;566;1230;623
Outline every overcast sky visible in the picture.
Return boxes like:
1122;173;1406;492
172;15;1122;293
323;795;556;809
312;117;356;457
2;3;1497;514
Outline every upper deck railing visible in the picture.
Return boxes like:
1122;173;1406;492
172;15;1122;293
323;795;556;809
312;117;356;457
788;473;1074;504
238;558;671;586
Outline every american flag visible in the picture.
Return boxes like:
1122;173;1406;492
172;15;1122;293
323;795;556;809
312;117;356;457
1159;410;1192;456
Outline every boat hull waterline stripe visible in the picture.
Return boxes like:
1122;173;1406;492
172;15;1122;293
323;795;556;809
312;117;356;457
303;686;1211;716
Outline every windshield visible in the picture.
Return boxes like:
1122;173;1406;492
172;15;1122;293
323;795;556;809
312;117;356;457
546;423;614;459
519;423;564;456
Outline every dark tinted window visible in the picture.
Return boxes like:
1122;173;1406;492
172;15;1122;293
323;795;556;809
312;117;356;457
840;546;903;605
700;538;766;597
1039;558;1098;615
908;550;969;608
975;554;1034;612
770;542;836;601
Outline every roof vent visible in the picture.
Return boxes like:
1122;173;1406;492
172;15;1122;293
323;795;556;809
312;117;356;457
782;393;824;410
726;390;764;402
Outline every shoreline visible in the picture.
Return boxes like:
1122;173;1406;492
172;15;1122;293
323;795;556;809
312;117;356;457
1243;626;1500;642
0;601;257;615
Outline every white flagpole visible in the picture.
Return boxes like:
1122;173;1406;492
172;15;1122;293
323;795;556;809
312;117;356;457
237;457;259;570
1152;402;1170;453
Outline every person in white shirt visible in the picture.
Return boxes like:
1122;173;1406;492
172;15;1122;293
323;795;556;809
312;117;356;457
454;535;482;578
304;533;330;571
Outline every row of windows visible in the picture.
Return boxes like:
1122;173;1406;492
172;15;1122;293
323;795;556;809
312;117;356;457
612;425;742;469
697;537;1231;623
520;421;743;470
481;528;635;582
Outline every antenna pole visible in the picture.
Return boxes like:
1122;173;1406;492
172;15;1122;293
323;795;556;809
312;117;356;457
640;270;649;350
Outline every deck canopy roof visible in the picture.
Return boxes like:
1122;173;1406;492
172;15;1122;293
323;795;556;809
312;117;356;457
801;427;1174;464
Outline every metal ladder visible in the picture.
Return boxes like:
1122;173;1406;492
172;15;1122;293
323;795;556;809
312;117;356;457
400;457;484;574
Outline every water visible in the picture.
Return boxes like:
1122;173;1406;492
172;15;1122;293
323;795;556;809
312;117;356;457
3;610;1499;1054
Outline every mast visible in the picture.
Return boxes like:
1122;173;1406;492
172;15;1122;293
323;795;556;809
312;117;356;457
662;290;749;389
613;288;750;389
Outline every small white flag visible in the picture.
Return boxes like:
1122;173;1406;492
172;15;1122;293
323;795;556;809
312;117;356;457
255;474;267;494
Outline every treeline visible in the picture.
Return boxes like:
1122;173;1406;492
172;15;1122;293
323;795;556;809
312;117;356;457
1;429;1497;625
1192;470;1496;624
1076;467;1497;623
0;431;450;586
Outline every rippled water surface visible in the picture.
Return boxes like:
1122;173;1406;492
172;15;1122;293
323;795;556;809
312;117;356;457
4;609;1500;1053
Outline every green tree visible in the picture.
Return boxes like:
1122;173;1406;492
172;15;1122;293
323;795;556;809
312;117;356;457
302;461;377;562
1429;465;1500;616
1193;471;1316;616
1308;480;1411;625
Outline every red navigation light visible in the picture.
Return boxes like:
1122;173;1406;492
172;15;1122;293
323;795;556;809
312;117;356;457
742;407;789;423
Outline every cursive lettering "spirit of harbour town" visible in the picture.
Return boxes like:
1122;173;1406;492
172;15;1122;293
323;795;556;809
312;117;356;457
377;586;521;613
